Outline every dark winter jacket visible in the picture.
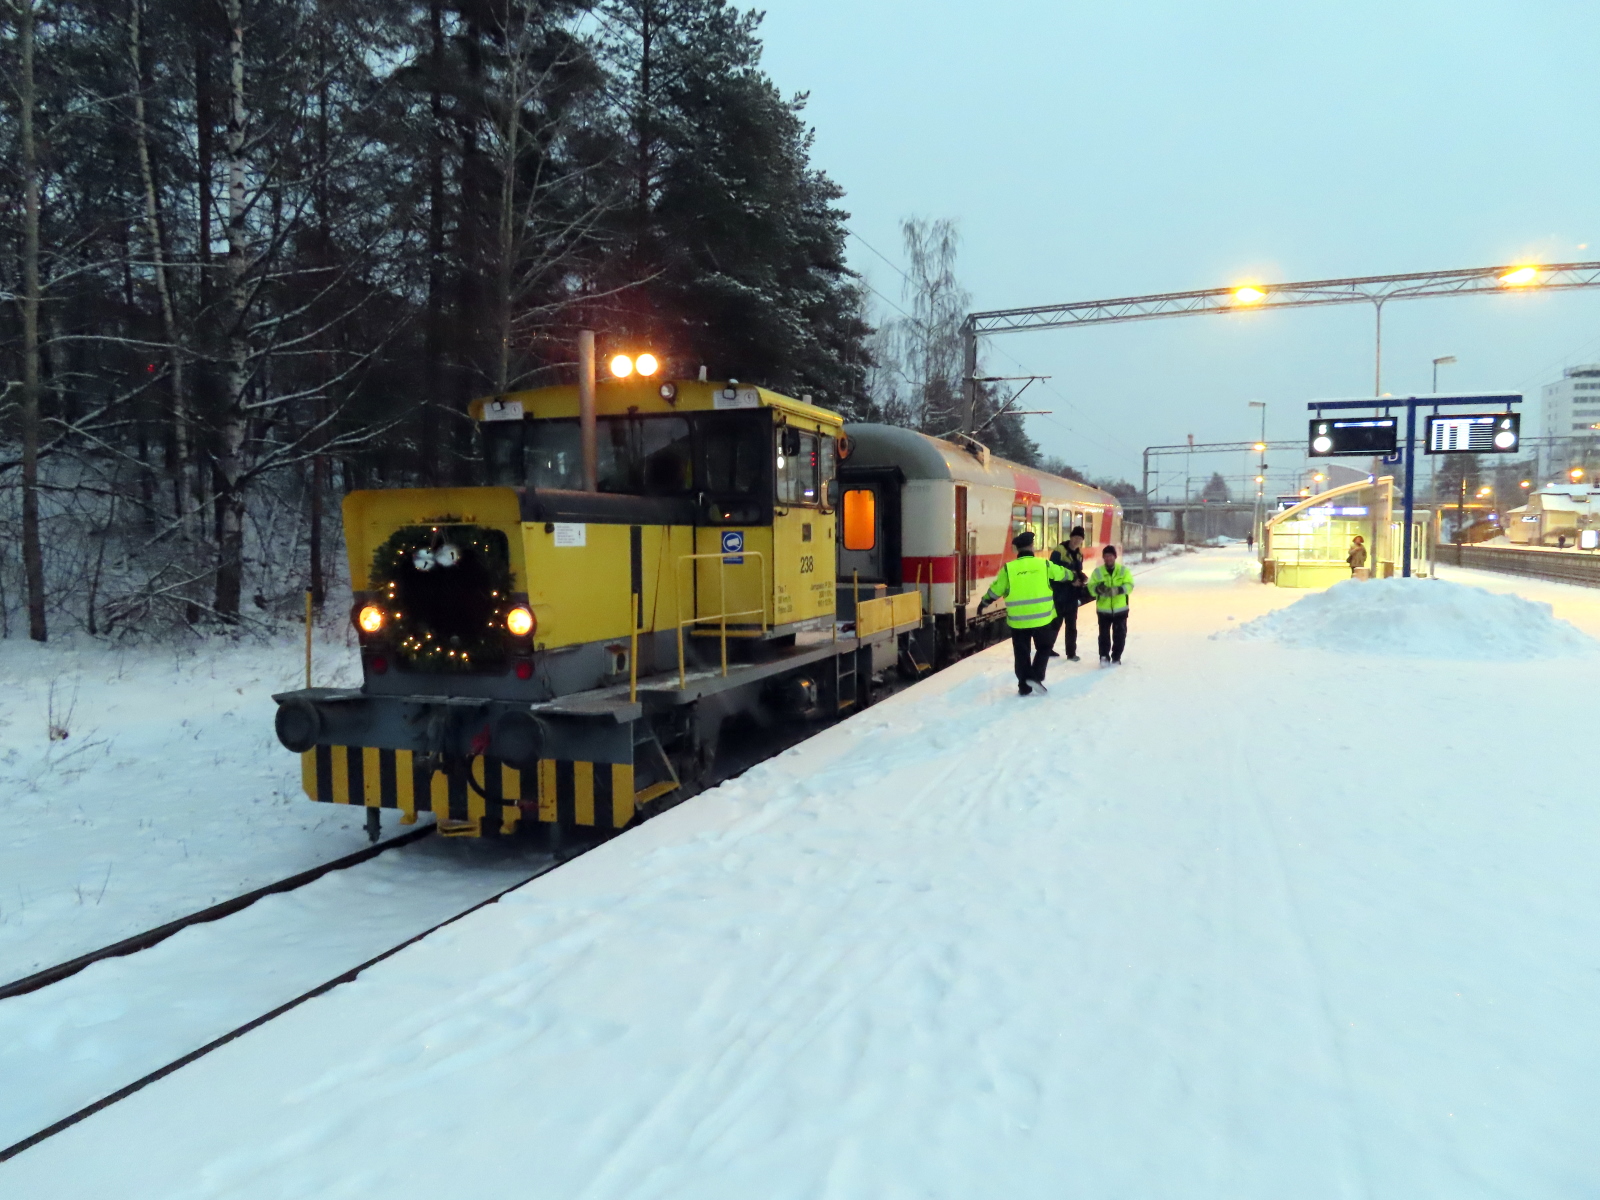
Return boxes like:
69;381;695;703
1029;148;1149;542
1050;543;1089;605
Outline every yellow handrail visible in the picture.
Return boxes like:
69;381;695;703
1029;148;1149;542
629;589;640;704
673;550;769;687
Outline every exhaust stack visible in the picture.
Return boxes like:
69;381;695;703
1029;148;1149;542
578;330;597;492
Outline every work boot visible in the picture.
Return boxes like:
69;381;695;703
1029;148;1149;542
1017;681;1032;696
1048;649;1060;657
1067;655;1080;662
1032;677;1048;693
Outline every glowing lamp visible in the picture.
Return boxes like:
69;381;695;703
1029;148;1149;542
609;354;634;378
1233;286;1266;305
1571;468;1586;482
357;605;385;634
1499;266;1538;286
635;353;659;377
505;606;535;637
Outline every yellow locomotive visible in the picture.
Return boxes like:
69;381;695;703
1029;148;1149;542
273;367;922;840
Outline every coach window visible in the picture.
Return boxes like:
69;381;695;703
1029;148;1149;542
842;488;876;550
1047;508;1060;547
1031;505;1045;541
1011;504;1027;539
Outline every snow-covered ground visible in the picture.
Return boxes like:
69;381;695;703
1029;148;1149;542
5;547;1599;1198
0;627;414;979
0;835;550;1150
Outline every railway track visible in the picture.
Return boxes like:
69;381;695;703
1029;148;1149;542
1438;542;1600;588
0;847;561;1164
1;560;1189;1166
0;823;436;1002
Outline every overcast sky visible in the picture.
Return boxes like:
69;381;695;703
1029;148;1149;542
758;0;1599;491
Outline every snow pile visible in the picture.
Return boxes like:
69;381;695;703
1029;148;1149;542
1229;577;1597;659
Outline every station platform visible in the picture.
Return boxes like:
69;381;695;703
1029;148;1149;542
7;548;1598;1199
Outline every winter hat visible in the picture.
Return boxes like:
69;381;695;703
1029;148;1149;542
1012;530;1036;550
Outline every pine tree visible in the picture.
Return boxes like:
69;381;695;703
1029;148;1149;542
598;0;868;408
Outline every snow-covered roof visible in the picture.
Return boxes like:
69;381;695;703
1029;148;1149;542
1532;491;1596;514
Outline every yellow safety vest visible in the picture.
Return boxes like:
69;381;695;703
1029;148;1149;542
1088;562;1134;613
985;554;1067;629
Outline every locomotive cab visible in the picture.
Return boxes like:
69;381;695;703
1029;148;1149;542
272;379;920;841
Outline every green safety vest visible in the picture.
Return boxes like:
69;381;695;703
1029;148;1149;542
1088;561;1134;613
985;553;1067;629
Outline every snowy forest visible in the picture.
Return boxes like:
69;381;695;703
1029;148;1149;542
0;0;1045;641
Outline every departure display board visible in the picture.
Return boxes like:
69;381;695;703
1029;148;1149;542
1425;412;1520;454
1307;417;1399;457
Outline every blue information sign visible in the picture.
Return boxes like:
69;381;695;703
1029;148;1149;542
721;530;744;564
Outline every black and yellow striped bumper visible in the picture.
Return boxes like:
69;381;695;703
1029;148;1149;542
300;746;661;835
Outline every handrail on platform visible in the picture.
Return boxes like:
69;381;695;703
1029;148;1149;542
673;550;769;687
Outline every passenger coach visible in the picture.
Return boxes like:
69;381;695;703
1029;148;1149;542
837;424;1121;667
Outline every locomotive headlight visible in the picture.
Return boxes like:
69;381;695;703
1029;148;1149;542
357;605;386;634
506;606;535;637
610;354;634;378
635;353;659;377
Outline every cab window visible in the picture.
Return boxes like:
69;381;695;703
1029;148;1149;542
776;428;821;507
482;420;525;486
818;436;837;511
701;412;767;496
523;416;692;495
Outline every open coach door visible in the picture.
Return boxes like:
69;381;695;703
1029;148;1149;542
835;464;903;623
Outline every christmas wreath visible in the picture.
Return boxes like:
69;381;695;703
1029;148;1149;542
369;523;517;672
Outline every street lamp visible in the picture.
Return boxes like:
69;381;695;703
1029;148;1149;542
1432;355;1457;392
1572;467;1586;483
1499;266;1539;287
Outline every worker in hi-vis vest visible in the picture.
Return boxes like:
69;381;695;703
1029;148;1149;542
1087;544;1134;665
977;529;1068;695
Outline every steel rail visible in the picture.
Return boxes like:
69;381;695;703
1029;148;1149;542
0;854;559;1164
0;822;436;1001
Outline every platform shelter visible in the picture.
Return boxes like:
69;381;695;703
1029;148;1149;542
1261;476;1433;587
